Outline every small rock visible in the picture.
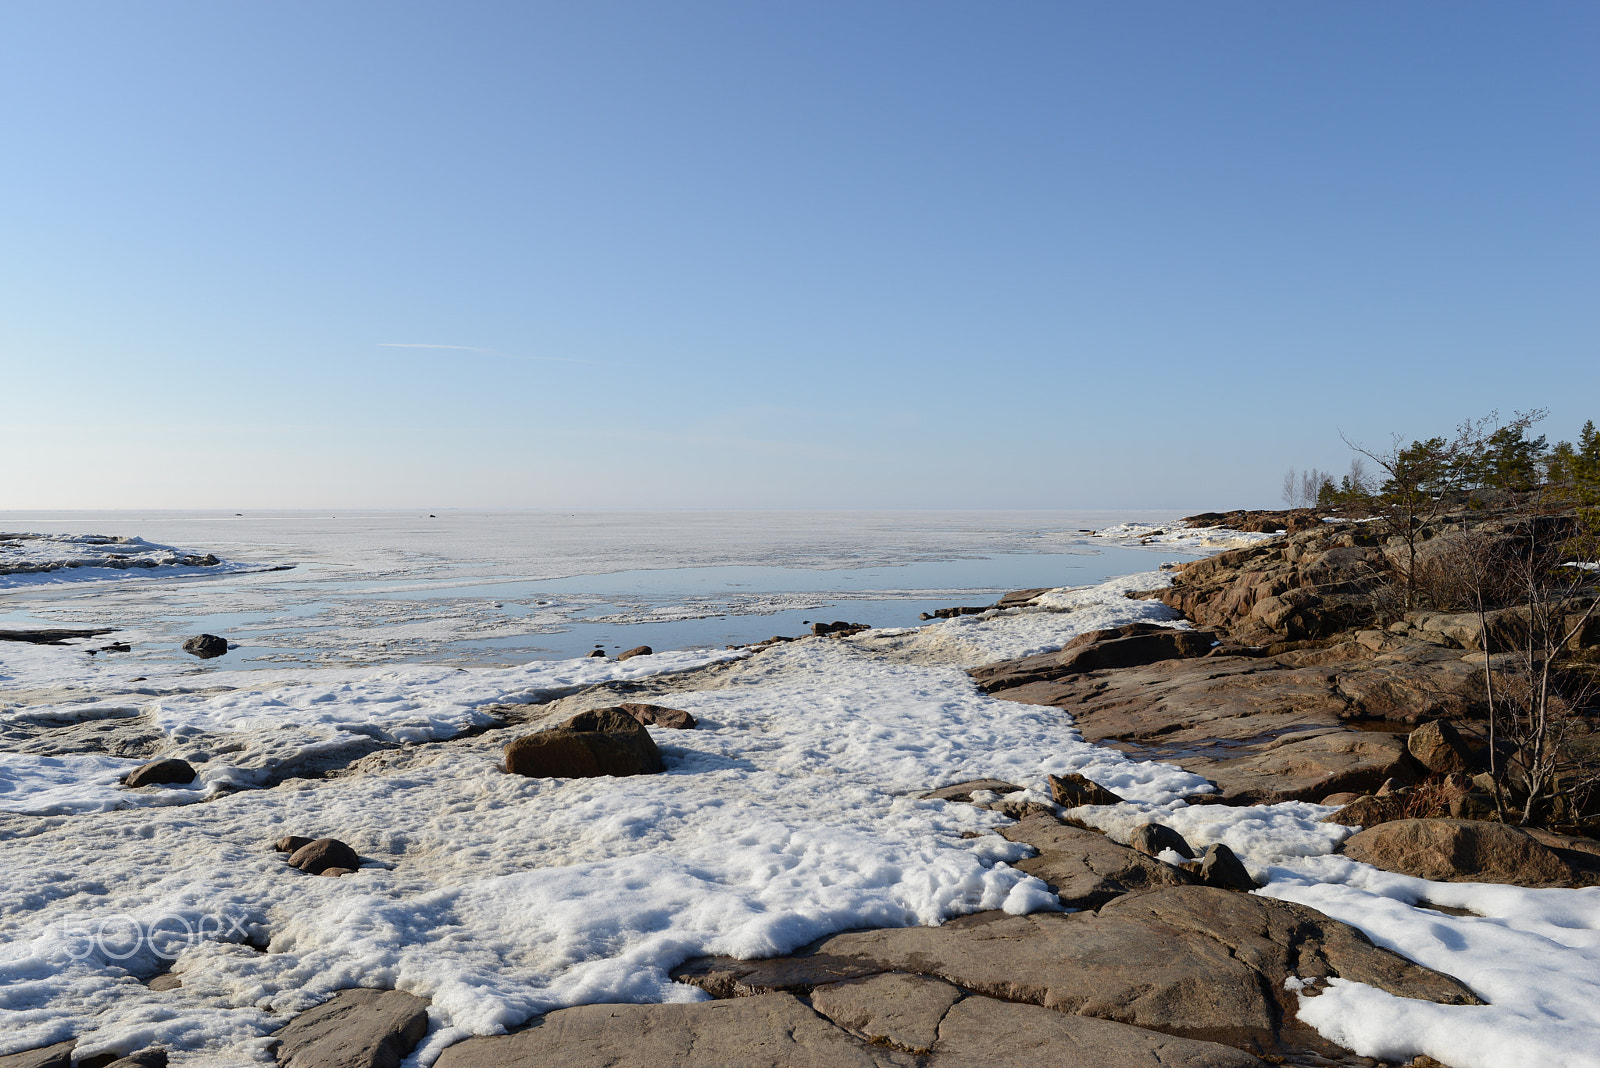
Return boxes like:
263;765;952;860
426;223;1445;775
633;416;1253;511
1449;791;1498;820
615;645;653;661
147;974;182;991
585;649;606;658
617;702;697;729
123;758;196;789
320;867;356;878
1407;720;1473;775
1128;823;1195;861
989;798;1059;821
289;838;360;876
1374;777;1408;797
181;634;229;659
275;835;316;854
1196;843;1258;891
812;620;869;637
1320;791;1361;806
1047;772;1125;808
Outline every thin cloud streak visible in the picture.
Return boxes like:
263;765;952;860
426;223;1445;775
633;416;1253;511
378;343;614;367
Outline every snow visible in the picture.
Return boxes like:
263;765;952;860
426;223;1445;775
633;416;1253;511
0;753;204;816
1087;522;1279;552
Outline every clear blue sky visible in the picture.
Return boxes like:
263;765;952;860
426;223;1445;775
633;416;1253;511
2;2;1595;511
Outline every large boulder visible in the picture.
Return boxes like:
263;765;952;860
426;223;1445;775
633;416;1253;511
504;709;664;778
617;702;696;729
1339;818;1590;886
273;988;430;1068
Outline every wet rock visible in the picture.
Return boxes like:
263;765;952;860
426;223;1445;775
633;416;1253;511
0;1040;75;1068
1340;818;1589;886
1000;815;1195;908
504;709;664;778
1046;772;1125;808
181;634;229;659
275;835;316;854
288;838;360;876
920;779;1022;802
1128;822;1195;860
585;649;606;658
122;758;196;788
615;645;653;660
433;993;912;1068
809;972;960;1053
674;886;1479;1052
617;702;696;729
1407;720;1474;775
273;987;430;1068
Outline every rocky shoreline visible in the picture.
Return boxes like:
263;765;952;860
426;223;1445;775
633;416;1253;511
4;508;1596;1068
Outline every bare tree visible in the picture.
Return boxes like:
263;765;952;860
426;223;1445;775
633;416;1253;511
1468;507;1600;824
1282;467;1298;509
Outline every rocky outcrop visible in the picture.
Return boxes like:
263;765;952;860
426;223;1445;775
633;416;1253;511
1340;818;1596;886
122;758;196;788
673;885;1478;1059
504;708;665;778
272;988;430;1068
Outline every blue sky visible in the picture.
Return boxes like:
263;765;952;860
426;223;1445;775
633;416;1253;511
2;2;1595;511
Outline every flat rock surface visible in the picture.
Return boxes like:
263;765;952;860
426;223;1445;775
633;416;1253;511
999;814;1194;908
674;886;1478;1056
431;988;1272;1068
0;1041;75;1068
981;651;1416;803
810;972;961;1053
433;993;916;1068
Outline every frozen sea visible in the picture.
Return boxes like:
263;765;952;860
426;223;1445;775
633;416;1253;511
2;511;1598;1068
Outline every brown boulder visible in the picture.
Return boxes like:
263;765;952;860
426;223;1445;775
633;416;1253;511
1319;794;1406;828
1407;720;1473;774
275;835;315;854
1047;773;1124;808
273;988;430;1068
123;758;196;788
504;709;664;779
615;646;653;660
288;838;360;876
1128;822;1195;860
1340;818;1587;886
